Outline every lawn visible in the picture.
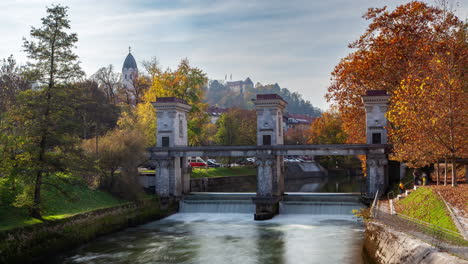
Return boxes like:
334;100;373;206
191;166;256;179
395;186;459;233
140;167;257;179
0;179;127;231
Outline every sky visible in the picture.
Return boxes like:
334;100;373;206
0;0;466;110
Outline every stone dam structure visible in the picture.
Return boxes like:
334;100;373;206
142;92;392;220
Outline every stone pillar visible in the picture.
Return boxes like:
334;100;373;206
366;155;388;197
362;91;390;197
252;156;282;220
253;94;287;146
253;94;287;220
362;90;391;145
152;97;191;197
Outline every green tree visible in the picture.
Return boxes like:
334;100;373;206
0;55;31;112
215;108;256;146
21;4;83;218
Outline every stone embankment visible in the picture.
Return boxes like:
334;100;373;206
364;220;468;264
0;198;177;264
365;186;468;264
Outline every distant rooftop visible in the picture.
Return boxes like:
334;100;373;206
256;94;284;100
156;97;188;104
365;90;387;96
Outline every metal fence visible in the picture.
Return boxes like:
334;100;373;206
374;209;468;260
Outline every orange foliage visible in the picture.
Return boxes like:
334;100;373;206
326;1;466;166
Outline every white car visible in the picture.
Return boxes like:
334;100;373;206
246;157;256;163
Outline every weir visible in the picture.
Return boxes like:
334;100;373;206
149;92;391;220
179;193;363;215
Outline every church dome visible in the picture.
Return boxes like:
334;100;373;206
122;52;137;70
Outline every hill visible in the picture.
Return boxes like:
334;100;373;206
205;78;322;117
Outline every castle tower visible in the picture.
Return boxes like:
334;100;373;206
122;47;138;93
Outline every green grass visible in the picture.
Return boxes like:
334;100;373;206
191;167;256;179
395;186;459;233
0;180;127;231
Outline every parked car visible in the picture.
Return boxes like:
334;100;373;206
284;158;300;162
246;157;256;164
188;157;207;167
207;160;221;168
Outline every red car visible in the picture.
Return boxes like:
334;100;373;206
188;157;207;167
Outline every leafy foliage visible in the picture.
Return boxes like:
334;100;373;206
19;4;84;217
0;55;31;112
82;129;147;200
326;1;466;170
215;108;256;146
129;59;208;146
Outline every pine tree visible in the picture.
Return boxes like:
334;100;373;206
22;4;83;218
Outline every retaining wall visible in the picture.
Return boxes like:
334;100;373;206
364;220;468;264
0;198;177;264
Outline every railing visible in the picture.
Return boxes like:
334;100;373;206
370;190;379;218
397;213;468;245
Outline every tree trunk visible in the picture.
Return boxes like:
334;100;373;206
31;129;48;219
95;123;99;156
436;162;440;185
451;157;457;187
444;158;447;186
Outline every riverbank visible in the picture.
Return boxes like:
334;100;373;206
0;179;128;231
364;220;468;264
0;198;177;264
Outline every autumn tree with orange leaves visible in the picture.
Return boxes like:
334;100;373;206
326;2;467;182
307;109;361;169
388;22;467;185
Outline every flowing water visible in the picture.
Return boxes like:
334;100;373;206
51;194;366;264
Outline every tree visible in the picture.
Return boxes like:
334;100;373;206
82;128;146;200
0;55;31;112
306;109;359;169
326;2;466;176
132;58;208;146
74;80;120;141
92;65;121;104
307;109;346;145
326;2;461;143
21;4;83;217
118;74;150;106
215;108;256;146
388;22;467;183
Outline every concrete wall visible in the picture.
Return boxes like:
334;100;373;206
364;221;468;264
191;175;257;192
189;162;329;193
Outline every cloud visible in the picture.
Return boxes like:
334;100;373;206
1;0;466;110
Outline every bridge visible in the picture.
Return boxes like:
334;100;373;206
146;91;391;220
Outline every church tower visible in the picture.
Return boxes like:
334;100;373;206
122;47;138;93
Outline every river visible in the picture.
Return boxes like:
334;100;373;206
51;196;367;264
